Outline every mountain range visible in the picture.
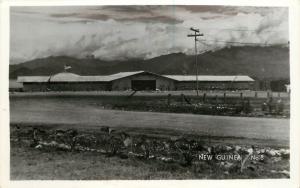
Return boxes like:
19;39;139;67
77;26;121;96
9;45;289;80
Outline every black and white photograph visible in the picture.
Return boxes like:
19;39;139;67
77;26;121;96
1;1;299;184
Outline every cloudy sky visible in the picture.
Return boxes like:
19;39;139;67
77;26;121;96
10;5;288;64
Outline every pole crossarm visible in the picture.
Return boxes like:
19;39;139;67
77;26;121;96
187;34;203;37
190;27;200;33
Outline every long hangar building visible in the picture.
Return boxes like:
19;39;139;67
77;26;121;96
17;71;255;91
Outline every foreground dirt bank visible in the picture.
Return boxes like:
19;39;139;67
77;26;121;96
10;124;289;180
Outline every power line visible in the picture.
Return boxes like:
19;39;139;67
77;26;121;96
198;27;283;33
197;41;224;54
201;34;289;46
197;39;287;46
205;28;257;32
196;39;212;47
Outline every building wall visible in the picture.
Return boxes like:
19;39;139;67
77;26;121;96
111;73;175;91
23;81;255;91
175;81;255;90
23;83;49;92
23;82;111;91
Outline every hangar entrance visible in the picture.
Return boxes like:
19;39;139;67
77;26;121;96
131;80;156;91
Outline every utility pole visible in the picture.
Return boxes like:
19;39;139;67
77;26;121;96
187;27;203;96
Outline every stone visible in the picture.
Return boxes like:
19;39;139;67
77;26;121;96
272;157;282;162
161;157;173;162
123;137;132;147
225;146;232;151
247;165;256;171
279;149;289;155
266;149;277;157
58;143;71;150
257;148;266;154
280;170;290;177
35;144;43;149
235;146;241;151
247;148;254;155
220;161;234;169
270;170;290;177
49;141;58;147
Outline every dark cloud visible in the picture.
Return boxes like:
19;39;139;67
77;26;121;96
45;6;220;25
180;5;287;16
80;14;110;21
51;13;110;21
56;20;94;24
51;13;79;18
49;6;182;24
98;6;155;14
116;15;183;24
180;5;239;15
201;15;225;20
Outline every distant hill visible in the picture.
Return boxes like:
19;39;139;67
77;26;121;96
9;45;289;80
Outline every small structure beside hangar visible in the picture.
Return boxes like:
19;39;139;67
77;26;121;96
17;71;255;91
9;80;23;92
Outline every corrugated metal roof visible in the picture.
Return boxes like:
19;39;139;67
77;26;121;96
17;71;147;83
17;76;50;83
49;71;147;82
107;71;145;80
77;76;112;82
163;75;254;82
17;71;254;83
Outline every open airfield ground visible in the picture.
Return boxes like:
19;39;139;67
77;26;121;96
9;91;290;179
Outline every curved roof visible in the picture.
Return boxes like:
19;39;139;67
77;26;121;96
50;72;80;82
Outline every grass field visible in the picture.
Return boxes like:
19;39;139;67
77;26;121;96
10;91;290;117
9;92;290;179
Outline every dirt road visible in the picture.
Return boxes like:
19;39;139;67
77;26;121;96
10;97;289;141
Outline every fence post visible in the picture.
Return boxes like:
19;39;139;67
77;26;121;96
167;94;171;106
181;94;184;106
223;92;226;103
268;97;273;113
203;93;206;103
240;92;243;99
242;99;246;113
255;91;258;98
245;99;251;114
